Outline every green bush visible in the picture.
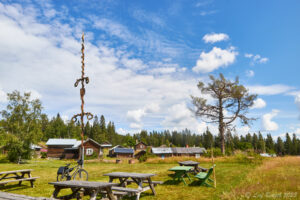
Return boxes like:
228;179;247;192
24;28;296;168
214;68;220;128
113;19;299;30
203;148;223;157
5;135;32;163
85;152;98;160
41;152;47;159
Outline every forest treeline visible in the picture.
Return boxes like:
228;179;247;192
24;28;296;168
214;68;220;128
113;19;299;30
0;91;299;162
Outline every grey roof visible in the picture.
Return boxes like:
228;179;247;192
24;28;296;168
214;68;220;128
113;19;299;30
114;148;134;154
172;147;206;154
30;144;42;150
109;145;124;151
151;147;173;154
100;144;112;147
151;147;206;154
46;139;78;146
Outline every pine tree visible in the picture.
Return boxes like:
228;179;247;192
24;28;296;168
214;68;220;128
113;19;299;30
284;133;293;155
276;137;285;156
257;132;265;153
265;134;275;153
252;133;258;152
291;133;298;155
191;74;257;154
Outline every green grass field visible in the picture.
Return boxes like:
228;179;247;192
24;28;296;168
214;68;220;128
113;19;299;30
0;156;299;200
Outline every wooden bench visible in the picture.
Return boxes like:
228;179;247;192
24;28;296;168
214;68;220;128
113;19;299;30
125;180;163;186
0;191;53;200
0;169;38;188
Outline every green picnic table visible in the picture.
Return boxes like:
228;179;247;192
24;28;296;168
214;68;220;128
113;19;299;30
168;166;193;185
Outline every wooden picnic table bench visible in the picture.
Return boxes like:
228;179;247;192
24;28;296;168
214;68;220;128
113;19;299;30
49;180;118;200
103;172;158;200
0;191;54;200
0;169;38;188
168;166;193;185
178;160;208;173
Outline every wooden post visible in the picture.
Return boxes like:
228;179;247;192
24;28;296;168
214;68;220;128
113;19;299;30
211;146;216;188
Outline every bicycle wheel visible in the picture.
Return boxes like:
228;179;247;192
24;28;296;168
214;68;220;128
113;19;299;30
57;174;68;181
73;169;88;181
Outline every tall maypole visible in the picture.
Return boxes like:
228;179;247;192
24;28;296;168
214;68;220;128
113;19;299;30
72;33;93;167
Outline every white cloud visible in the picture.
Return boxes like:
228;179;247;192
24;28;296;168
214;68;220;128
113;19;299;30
203;33;229;43
0;88;6;103
244;53;269;65
150;67;176;74
251;98;266;109
262;110;279;131
235;126;250;136
161;102;211;134
248;84;293;95
121;57;148;71
117;128;127;135
246;70;255;77
126;103;160;129
192;46;238;73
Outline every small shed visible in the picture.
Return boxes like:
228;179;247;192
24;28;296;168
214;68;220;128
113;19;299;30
172;147;206;157
108;145;124;157
110;148;134;158
46;138;101;159
46;139;78;159
151;147;173;158
135;142;147;151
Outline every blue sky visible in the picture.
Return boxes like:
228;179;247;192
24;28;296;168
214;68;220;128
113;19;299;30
0;0;300;138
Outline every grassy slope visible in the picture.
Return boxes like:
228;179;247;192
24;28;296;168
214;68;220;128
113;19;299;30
0;156;298;200
222;156;300;200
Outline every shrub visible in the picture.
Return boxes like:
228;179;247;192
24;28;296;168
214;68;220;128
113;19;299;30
41;152;47;159
85;152;98;160
203;148;223;157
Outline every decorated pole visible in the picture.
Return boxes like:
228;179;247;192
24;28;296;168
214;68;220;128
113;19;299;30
71;33;93;168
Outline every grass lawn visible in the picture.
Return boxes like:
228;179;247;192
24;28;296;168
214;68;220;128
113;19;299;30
0;156;299;200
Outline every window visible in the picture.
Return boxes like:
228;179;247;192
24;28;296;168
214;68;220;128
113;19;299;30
86;148;94;156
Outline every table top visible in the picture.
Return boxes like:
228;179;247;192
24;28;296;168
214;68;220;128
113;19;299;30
0;169;32;175
103;172;156;179
49;181;118;189
178;161;199;166
168;166;194;171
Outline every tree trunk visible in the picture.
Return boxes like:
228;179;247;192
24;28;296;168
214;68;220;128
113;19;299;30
219;99;225;155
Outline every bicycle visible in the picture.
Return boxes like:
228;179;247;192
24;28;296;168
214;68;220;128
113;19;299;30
56;159;88;181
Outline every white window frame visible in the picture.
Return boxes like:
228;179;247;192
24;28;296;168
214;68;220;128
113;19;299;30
86;148;94;156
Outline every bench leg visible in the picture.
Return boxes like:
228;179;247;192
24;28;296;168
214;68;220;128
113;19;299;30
30;180;34;188
135;192;141;200
105;187;116;200
51;187;61;199
147;178;156;196
18;172;25;186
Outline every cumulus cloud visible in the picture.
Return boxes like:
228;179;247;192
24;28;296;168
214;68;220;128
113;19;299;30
121;57;148;71
235;126;251;136
126;103;160;129
248;84;293;95
150;67;176;74
246;70;255;77
161;102;212;134
251;98;266;109
262;110;279;131
244;53;269;65
192;47;238;73
203;33;229;43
